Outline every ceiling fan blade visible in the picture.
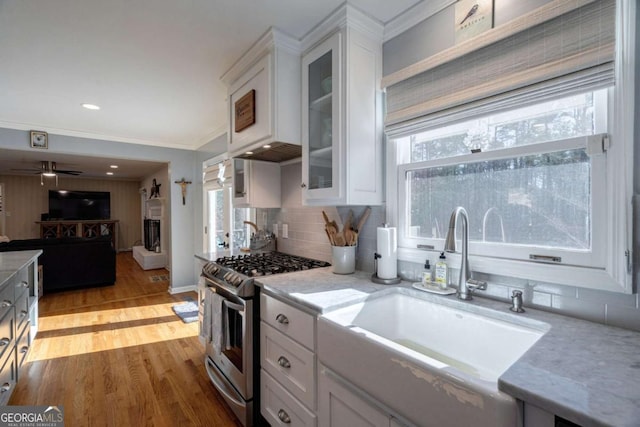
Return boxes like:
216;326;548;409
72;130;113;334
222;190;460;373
57;170;83;175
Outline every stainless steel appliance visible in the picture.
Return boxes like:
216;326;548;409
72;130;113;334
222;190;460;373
200;252;330;426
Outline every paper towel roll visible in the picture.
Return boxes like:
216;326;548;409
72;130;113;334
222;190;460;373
376;226;397;279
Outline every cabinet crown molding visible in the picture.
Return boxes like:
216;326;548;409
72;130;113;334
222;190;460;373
300;3;383;53
221;27;301;87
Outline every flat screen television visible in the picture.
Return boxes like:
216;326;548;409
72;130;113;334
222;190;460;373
48;190;111;220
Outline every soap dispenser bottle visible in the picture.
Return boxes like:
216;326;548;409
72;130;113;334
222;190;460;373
435;252;448;289
422;259;432;285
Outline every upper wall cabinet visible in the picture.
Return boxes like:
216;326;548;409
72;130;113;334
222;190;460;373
301;5;384;206
222;28;302;159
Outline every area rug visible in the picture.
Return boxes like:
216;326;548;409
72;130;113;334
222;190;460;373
172;297;198;323
149;274;169;282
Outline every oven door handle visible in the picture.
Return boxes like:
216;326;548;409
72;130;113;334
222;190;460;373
223;300;245;313
205;358;245;407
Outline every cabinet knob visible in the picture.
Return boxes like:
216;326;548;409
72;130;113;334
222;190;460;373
17;281;28;288
1;301;10;308
20;346;29;354
0;383;10;393
277;409;291;424
277;356;291;369
275;313;289;325
0;338;10;347
300;183;307;188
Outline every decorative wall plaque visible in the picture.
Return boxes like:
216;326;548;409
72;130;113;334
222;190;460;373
234;89;256;133
455;0;493;44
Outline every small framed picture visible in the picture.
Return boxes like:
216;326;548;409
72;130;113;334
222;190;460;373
455;0;494;44
30;131;48;149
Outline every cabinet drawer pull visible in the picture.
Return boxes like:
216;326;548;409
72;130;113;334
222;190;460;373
275;314;289;325
1;300;11;308
20;346;29;354
277;356;291;369
0;383;10;393
19;281;29;288
300;183;307;188
0;338;10;347
20;310;28;318
277;409;291;424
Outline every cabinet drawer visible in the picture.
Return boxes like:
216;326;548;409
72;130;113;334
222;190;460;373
0;280;15;321
0;310;14;363
14;290;29;333
261;293;315;349
0;346;16;406
13;266;30;301
16;320;30;371
261;369;316;427
261;322;315;410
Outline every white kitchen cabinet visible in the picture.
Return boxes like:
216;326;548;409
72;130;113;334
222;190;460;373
260;293;317;424
233;159;281;208
301;5;384;206
318;365;392;427
222;28;301;158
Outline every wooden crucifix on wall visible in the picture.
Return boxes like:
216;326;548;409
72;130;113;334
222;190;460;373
174;178;192;205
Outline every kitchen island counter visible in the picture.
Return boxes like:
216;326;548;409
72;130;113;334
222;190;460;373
256;267;640;427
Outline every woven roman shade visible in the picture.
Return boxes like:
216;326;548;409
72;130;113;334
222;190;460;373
203;159;232;190
383;0;616;136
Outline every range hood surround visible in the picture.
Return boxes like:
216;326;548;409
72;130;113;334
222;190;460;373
233;141;302;163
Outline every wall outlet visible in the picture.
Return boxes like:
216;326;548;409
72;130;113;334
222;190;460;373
273;223;278;238
282;223;288;239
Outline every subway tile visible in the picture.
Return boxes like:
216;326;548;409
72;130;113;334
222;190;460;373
577;288;638;308
528;281;578;297
605;304;640;332
483;283;510;300
531;291;552;308
551;294;605;324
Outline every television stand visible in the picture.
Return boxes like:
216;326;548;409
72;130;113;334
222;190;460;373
132;246;167;270
36;219;119;250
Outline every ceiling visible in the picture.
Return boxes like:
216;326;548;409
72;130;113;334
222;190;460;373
0;0;423;152
0;148;166;181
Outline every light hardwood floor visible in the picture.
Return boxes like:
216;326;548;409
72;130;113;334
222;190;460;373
10;252;242;427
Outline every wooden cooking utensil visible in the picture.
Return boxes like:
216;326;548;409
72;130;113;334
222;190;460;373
355;207;371;232
343;209;354;246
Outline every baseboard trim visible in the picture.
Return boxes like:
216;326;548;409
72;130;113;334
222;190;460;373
169;285;197;295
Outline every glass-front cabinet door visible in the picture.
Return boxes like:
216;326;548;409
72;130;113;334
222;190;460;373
302;32;341;202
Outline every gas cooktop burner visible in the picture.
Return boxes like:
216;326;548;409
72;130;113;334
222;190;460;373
214;252;330;277
201;252;330;297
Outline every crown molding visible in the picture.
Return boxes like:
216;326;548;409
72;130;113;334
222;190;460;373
220;27;301;87
300;3;383;53
0;121;200;151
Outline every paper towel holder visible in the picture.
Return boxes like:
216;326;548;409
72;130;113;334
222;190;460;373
371;252;401;285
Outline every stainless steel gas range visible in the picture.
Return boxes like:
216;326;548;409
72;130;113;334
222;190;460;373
199;252;330;427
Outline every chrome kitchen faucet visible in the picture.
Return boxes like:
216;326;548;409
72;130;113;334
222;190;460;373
444;207;487;300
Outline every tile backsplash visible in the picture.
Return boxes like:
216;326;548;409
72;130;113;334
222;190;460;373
260;161;640;333
399;260;640;332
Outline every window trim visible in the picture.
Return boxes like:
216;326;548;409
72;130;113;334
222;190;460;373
385;0;635;294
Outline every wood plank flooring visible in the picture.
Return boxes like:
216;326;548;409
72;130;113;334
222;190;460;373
9;252;242;427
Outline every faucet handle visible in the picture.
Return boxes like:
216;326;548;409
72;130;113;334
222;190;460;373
466;279;487;291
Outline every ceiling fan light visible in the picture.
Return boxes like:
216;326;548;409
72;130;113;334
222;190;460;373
42;172;57;177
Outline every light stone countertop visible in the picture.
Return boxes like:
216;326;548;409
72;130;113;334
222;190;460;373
0;250;41;288
255;268;640;427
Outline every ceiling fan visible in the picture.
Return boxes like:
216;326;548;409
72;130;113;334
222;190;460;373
11;161;82;186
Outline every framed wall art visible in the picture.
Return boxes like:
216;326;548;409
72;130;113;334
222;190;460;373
30;130;48;149
455;0;494;44
234;89;256;133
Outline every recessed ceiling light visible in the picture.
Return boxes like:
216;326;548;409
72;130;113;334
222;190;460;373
110;165;118;169
245;151;253;155
106;172;114;176
262;144;271;149
81;103;101;110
